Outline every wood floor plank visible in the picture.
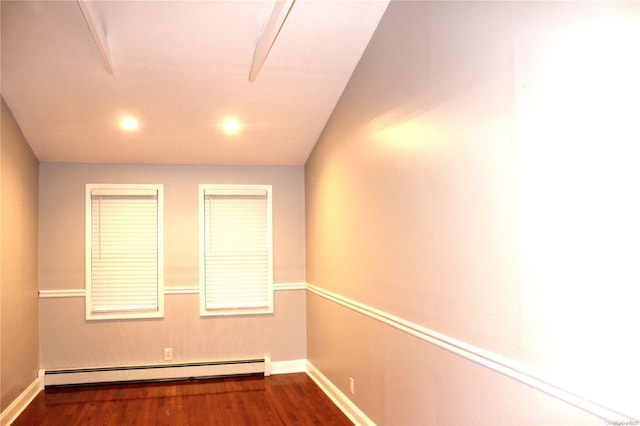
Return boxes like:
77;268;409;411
12;373;352;425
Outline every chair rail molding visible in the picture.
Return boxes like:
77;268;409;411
305;283;638;423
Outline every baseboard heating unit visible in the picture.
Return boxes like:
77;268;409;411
43;358;269;388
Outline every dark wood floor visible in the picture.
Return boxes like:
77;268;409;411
13;373;353;425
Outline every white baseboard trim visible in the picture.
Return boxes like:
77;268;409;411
43;358;267;387
0;377;41;426
270;359;307;375
306;361;375;426
306;283;639;423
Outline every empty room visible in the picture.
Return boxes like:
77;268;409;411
1;1;639;425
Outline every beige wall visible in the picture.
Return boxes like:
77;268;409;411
305;1;638;424
39;162;306;368
1;98;40;410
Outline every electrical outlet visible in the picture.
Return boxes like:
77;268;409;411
349;377;355;395
164;347;173;361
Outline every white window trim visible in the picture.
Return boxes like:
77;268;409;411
198;184;274;316
85;183;164;320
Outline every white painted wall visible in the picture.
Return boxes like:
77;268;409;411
1;99;40;411
305;1;639;424
39;162;306;368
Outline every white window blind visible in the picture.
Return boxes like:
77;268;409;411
199;185;273;316
86;184;164;320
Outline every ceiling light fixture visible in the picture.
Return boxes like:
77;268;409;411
222;119;242;135
119;116;139;131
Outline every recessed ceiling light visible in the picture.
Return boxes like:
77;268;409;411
222;119;242;135
119;116;139;131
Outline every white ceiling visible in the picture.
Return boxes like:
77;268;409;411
1;0;389;166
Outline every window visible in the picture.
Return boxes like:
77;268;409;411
199;184;273;316
85;184;164;320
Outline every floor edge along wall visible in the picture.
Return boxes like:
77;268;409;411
0;358;308;426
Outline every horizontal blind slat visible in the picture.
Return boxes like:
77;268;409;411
90;192;159;313
203;190;270;312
